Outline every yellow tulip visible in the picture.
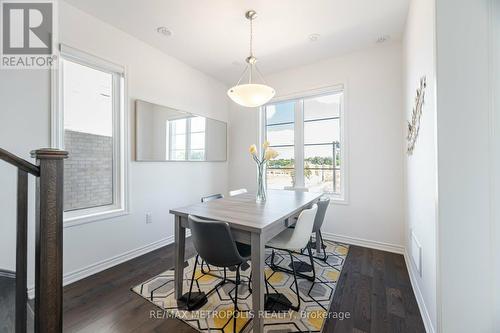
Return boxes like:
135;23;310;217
249;144;257;155
264;148;279;161
262;140;270;149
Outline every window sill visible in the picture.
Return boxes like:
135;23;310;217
64;207;129;228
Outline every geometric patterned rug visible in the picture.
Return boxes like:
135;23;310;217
132;240;349;333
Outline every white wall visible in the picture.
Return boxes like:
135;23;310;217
229;43;405;249
0;1;230;287
0;70;50;276
435;0;494;332
59;1;229;281
402;0;437;331
493;3;500;330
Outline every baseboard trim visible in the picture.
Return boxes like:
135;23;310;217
404;250;435;333
322;232;405;254
27;232;186;299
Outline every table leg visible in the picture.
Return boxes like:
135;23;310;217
251;232;265;333
315;230;321;253
174;215;186;300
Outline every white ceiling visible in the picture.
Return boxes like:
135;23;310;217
63;0;409;84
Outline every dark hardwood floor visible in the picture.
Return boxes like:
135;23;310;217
326;246;425;333
2;241;425;333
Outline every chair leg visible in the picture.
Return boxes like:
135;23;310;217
233;265;241;333
306;243;316;281
318;230;328;261
268;247;315;282
186;255;199;310
248;271;252;293
264;271;270;295
288;250;301;311
200;260;212;274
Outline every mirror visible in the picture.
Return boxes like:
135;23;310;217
135;100;227;161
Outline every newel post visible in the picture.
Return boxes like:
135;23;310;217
31;149;68;333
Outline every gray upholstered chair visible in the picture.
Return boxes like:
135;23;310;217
199;194;224;274
310;197;330;261
186;215;251;332
201;193;223;202
284;186;309;192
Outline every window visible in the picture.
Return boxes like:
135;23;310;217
166;116;206;161
54;46;127;224
263;89;346;200
265;101;295;190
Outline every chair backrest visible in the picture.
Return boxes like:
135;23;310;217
284;186;309;192
312;197;330;232
188;215;245;267
285;204;318;249
229;188;247;196
201;193;223;203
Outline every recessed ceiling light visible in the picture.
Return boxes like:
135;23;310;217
376;35;391;43
309;33;320;42
156;26;172;37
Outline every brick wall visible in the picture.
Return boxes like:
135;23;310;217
64;130;113;211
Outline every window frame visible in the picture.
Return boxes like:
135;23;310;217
166;116;206;161
261;85;348;203
51;44;129;227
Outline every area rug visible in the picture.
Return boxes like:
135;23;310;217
132;240;349;333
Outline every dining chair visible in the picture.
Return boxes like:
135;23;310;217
186;215;251;332
229;188;247;196
309;197;330;261
201;193;224;202
265;204;318;311
199;193;224;274
284;186;309;192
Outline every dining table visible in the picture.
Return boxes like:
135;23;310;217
169;189;322;333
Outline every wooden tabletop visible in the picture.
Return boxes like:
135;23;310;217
169;190;322;233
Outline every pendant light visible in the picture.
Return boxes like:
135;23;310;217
227;10;275;108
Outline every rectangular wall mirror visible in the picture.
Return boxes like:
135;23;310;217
135;100;227;161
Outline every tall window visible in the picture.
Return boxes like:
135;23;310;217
264;89;345;199
265;101;295;189
55;46;126;224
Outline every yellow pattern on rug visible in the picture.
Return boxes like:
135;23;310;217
132;240;349;333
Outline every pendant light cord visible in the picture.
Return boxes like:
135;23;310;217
249;16;253;84
249;15;253;57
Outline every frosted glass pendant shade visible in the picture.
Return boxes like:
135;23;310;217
227;83;276;108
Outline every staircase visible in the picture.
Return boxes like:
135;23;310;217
0;148;68;333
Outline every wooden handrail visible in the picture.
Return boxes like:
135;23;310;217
0;147;68;333
0;148;39;176
31;149;68;333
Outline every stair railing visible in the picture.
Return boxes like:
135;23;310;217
0;148;68;333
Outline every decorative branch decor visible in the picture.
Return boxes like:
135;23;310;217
407;76;427;155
